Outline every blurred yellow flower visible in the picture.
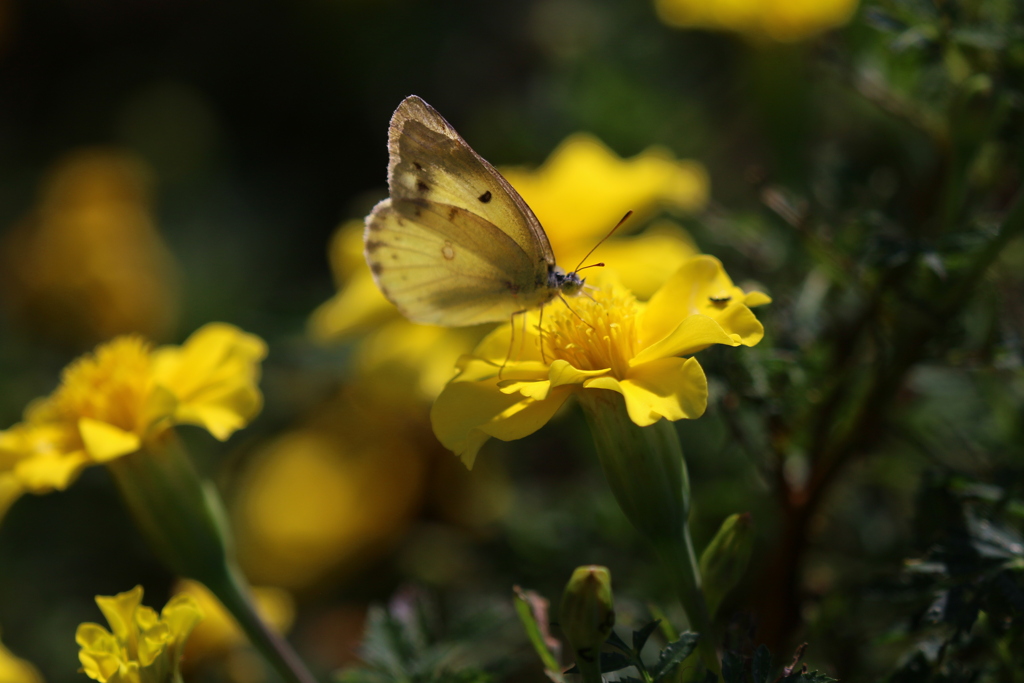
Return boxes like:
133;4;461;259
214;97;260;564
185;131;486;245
0;149;180;346
174;580;293;672
0;637;44;683
0;323;265;493
76;585;203;683
232;387;430;590
309;134;707;398
432;258;769;467
655;0;858;42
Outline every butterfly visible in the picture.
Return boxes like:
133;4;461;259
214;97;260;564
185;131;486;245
364;95;591;327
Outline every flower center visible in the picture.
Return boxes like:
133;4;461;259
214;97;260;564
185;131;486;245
43;336;153;434
542;286;640;379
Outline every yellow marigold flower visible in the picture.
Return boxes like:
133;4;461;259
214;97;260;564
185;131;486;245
0;148;180;346
432;257;769;467
0;323;266;493
309;135;707;398
76;585;203;683
655;0;858;42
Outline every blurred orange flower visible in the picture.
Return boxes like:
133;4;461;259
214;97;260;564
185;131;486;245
0;149;180;346
231;386;431;590
0;637;43;683
655;0;858;41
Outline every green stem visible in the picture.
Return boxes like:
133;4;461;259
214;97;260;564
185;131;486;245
205;561;318;683
577;389;720;677
654;537;720;678
107;431;318;683
575;655;604;683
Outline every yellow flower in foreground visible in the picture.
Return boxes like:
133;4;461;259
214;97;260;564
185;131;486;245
432;257;769;467
76;585;203;683
0;323;265;492
309;134;706;398
655;0;858;42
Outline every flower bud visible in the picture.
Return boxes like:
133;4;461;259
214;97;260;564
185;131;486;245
699;513;754;619
560;565;615;679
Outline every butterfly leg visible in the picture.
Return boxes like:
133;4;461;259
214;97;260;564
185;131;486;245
500;309;527;380
558;294;594;330
537;303;548;363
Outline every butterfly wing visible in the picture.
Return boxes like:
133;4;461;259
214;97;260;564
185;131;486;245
364;96;556;326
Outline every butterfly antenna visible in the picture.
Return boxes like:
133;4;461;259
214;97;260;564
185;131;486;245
572;210;632;273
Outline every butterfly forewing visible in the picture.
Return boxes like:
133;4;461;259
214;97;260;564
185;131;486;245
365;95;558;326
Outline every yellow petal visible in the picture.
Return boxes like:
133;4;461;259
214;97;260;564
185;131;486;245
744;291;772;307
13;448;91;492
309;272;396;341
431;380;572;467
95;585;144;642
499;379;552;401
503;134;709;252
78;418;141;462
585;357;707;426
640;256;767;356
152;323;267;440
633;314;739;365
0;639;44;683
160;593;205;645
481;386;574;442
574;221;699;300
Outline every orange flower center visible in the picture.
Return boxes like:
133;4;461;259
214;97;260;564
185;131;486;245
542;286;640;379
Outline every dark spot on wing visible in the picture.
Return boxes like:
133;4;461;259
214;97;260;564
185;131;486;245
416;180;429;193
448;207;458;221
365;240;383;252
479;190;492;203
370;262;384;275
391;254;398;260
505;280;520;294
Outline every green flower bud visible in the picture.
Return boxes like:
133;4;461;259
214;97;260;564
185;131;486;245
560;565;615;682
699;513;754;619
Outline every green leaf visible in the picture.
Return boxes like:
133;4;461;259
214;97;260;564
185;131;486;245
633;620;661;654
751;645;771;683
565;650;633;675
650;632;700;681
606;629;636;656
722;651;744;683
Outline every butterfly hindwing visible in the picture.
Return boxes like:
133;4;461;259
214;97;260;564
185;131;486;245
364;95;558;326
365;198;550;326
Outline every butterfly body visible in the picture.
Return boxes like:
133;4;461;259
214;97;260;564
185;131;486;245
365;96;582;326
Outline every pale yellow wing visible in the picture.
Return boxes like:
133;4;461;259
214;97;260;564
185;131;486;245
365;198;552;325
364;95;557;326
387;96;555;267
